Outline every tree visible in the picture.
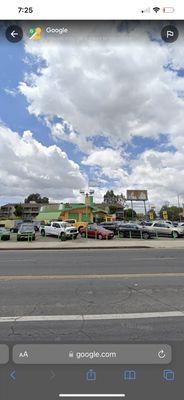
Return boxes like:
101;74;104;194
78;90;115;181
159;205;182;221
124;208;137;220
103;190;118;204
24;193;49;204
14;204;23;217
103;190;126;215
103;190;126;205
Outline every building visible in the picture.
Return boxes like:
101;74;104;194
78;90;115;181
21;202;42;220
36;203;94;224
0;202;42;221
36;202;112;225
0;204;16;218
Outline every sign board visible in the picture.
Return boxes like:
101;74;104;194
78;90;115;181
163;211;168;220
149;212;154;220
127;190;148;201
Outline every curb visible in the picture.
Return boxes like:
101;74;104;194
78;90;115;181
0;245;152;251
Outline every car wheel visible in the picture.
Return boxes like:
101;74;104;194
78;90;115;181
60;232;66;241
73;235;78;239
17;237;20;241
41;230;46;237
142;232;150;240
98;234;103;240
172;231;179;238
81;232;86;238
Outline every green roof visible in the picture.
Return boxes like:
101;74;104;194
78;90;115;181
62;203;94;211
36;211;61;221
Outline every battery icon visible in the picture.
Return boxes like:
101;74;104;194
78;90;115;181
163;7;175;13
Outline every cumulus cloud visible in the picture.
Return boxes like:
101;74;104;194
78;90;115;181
15;24;184;206
19;28;184;151
0;125;86;203
82;148;123;169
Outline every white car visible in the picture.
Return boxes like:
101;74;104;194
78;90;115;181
147;221;184;238
40;221;78;239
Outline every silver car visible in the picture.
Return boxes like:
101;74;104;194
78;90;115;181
147;221;184;238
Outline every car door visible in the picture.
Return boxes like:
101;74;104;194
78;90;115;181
130;225;140;238
159;223;172;237
151;222;164;237
152;222;170;237
87;224;94;238
91;225;98;238
52;222;61;236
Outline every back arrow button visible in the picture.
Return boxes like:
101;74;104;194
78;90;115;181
6;25;23;43
10;370;16;380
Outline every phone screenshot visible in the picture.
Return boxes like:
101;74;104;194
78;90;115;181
0;1;183;399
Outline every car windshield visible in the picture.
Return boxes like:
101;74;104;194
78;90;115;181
0;228;6;233
20;225;34;232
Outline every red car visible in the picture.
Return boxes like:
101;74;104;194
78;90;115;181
80;224;114;240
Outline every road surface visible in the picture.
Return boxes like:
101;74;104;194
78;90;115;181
0;248;184;342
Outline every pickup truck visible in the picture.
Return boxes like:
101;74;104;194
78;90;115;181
40;221;78;239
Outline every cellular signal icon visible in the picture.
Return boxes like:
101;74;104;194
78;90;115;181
153;6;160;13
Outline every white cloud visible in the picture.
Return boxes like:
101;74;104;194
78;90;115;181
82;148;123;169
0;125;86;204
15;24;184;206
4;88;17;97
19;29;184;152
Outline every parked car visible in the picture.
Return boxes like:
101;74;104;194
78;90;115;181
0;227;10;240
80;224;114;240
40;221;78;239
146;221;184;238
10;220;23;233
162;220;179;227
117;223;154;239
33;221;41;232
139;221;153;227
63;219;88;232
17;224;36;241
99;221;119;234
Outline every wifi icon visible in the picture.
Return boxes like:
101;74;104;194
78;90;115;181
153;6;160;13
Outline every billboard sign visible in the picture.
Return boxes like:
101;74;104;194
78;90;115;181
127;190;148;201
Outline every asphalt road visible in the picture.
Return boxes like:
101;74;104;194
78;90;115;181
0;248;184;342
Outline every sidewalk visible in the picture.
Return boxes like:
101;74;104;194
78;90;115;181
0;238;184;250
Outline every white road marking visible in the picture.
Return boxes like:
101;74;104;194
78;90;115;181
0;259;35;263
132;257;175;261
0;272;184;281
59;395;125;398
0;311;184;323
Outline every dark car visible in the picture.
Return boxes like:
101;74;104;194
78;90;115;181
17;224;36;241
80;224;114;240
139;221;153;227
10;221;23;233
0;227;10;240
33;221;41;232
99;221;119;234
118;223;154;239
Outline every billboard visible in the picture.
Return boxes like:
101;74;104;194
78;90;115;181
127;190;148;201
